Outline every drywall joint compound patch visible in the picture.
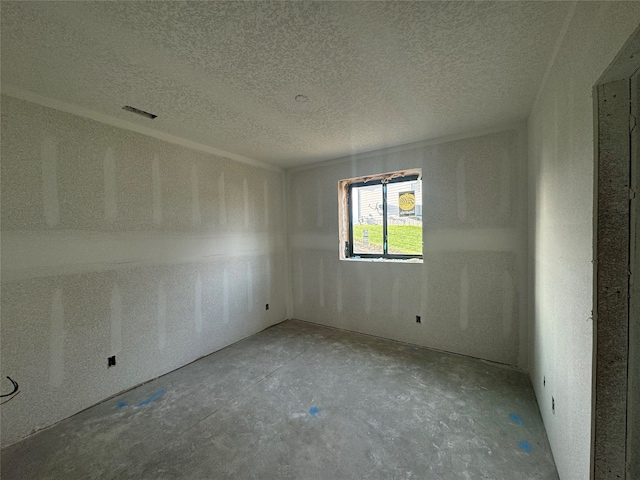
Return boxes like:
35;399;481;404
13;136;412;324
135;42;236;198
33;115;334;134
243;178;249;229
263;179;269;227
336;265;343;313
460;265;469;330
297;256;304;306
49;288;65;387
316;181;323;228
110;283;122;354
318;257;325;307
223;268;230;325
219;172;227;227
191;163;201;226
152;155;163;225
195;274;203;333
41;136;60;227
157;281;167;350
456;156;467;222
104;148;118;221
502;271;514;338
499;146;511;218
247;262;253;312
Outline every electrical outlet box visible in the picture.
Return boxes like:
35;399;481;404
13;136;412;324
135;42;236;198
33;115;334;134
416;315;421;324
266;304;269;310
108;356;116;368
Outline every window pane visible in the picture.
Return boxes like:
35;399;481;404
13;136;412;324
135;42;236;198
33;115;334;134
351;184;383;255
386;180;422;255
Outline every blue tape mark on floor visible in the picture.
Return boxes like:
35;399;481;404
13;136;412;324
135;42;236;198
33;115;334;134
509;413;524;425
518;441;532;453
137;389;165;407
309;406;319;416
116;401;128;409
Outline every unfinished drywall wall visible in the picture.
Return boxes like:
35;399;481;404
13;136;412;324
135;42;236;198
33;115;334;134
0;95;288;447
527;4;640;479
287;125;528;367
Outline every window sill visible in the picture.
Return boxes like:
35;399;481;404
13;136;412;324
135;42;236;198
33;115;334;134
340;257;423;263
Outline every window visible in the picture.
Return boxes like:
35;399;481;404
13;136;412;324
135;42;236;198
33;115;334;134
338;169;422;260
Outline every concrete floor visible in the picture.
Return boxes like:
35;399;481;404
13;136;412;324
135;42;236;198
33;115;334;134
1;320;558;479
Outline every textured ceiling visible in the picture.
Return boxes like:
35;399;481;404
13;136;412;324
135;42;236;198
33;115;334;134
1;1;570;167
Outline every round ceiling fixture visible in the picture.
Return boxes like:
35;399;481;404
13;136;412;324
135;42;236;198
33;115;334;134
295;94;309;103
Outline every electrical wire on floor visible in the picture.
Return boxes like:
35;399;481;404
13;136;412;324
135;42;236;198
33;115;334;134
0;376;20;406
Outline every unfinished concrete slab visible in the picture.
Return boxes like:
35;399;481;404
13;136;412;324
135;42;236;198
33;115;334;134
1;320;558;479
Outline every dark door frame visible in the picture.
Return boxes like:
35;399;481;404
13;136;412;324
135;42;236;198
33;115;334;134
592;26;640;480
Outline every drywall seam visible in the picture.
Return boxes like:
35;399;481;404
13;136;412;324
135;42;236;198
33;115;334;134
316;181;323;228
222;268;230;325
291;230;520;253
195;274;203;333
110;283;123;354
243;178;249;229
49;288;65;388
0;87;282;172
460;265;469;331
157;280;167;350
499;146;511;218
263;179;269;227
531;1;577;111
104;148;118;222
152;155;163;226
456;156;467;222
420;263;429;326
41;137;60;227
517;125;529;370
296;184;303;227
502;271;514;339
266;256;272;302
191;164;201;227
297;256;304;306
287;121;527;173
247;262;253;312
318;257;325;308
283;170;294;318
218;173;227;228
1;231;287;281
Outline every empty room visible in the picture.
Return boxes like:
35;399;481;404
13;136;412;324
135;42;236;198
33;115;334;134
1;1;638;479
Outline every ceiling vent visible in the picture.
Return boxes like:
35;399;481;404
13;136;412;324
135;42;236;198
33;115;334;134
122;105;157;119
